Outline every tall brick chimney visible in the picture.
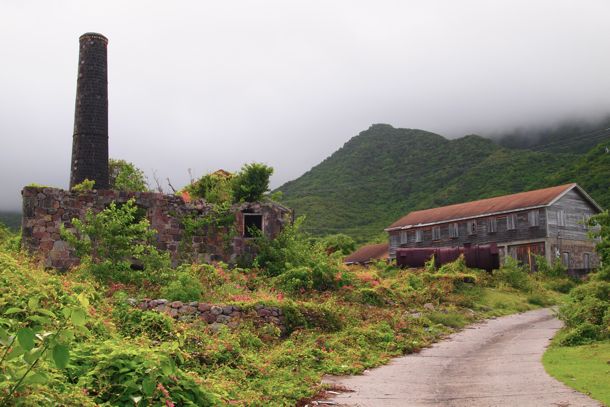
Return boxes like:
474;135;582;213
70;32;109;190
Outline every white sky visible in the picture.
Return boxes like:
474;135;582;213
1;0;610;209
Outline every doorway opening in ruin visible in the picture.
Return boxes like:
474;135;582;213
243;213;263;238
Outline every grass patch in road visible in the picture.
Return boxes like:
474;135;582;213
542;341;610;406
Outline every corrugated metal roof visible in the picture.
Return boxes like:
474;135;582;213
387;183;578;230
344;242;389;264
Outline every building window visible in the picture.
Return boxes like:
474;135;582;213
243;213;263;238
415;229;423;243
432;226;441;241
467;220;477;235
488;217;497;233
506;214;517;230
528;210;540;227
400;230;408;244
449;223;459;238
557;210;566;227
582;214;590;229
561;251;570;268
583;253;590;270
390;234;399;248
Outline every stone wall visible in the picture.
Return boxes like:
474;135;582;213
136;299;286;334
21;186;291;269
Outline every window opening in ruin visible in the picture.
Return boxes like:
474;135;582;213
243;213;263;238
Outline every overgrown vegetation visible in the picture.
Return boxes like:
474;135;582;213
0;205;580;405
109;159;149;192
184;163;274;205
542;211;610;405
60;199;170;284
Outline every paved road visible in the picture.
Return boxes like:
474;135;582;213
324;308;601;407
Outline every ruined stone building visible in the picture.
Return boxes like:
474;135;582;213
21;33;291;269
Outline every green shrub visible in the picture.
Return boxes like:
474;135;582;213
68;340;217;406
280;302;342;334
255;218;340;292
559;322;603;346
544;278;576;293
109;158;149;192
493;257;532;291
557;280;610;345
275;266;313;294
437;255;467;274
61;199;170;284
355;288;386;306
533;254;566;278
526;292;552;306
159;266;204;302
320;234;357;255
183;171;233;204
231;162;274;203
71;179;95;192
112;295;174;342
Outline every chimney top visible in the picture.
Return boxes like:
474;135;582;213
79;32;108;43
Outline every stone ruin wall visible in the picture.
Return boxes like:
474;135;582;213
136;299;287;334
21;186;291;269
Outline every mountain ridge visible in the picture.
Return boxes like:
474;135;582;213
276;123;608;242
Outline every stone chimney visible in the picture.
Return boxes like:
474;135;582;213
70;32;109;190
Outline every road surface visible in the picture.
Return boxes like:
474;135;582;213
324;308;601;407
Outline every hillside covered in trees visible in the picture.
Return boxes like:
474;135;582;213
277;124;610;242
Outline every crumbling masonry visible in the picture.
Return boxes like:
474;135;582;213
21;33;292;269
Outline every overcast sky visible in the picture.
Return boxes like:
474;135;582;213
1;1;610;210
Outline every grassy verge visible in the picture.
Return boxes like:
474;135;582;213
543;341;610;406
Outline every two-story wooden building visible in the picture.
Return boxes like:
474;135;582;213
385;184;602;271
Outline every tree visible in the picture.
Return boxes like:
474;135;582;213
109;159;149;192
232;163;274;203
183;172;233;204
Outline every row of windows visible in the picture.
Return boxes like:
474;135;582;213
555;210;590;229
393;210;541;245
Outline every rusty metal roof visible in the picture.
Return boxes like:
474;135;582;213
344;242;389;264
387;183;582;230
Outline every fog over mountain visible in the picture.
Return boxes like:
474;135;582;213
1;1;610;210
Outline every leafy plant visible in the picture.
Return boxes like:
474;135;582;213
109;159;149;192
71;179;95;192
0;294;90;405
61;199;170;283
492;257;532;291
183;171;234;205
68;340;217;406
231;163;273;203
159;266;204;302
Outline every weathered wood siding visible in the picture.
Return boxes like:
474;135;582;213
546;189;599;241
389;209;548;253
